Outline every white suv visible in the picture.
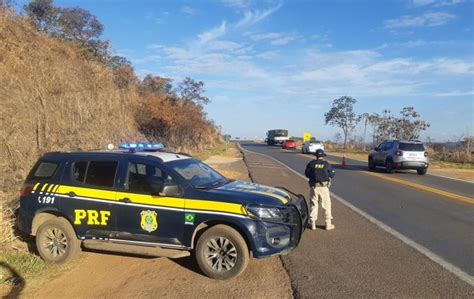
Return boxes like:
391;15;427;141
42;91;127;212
368;140;429;175
301;141;324;154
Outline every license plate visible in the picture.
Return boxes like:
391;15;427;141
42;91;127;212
409;153;418;157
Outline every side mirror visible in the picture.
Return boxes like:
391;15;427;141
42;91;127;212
374;147;380;151
156;183;182;197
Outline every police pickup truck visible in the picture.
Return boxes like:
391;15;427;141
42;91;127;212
18;144;308;280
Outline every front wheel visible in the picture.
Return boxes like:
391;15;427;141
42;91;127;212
417;168;428;175
368;157;375;170
36;218;81;264
195;225;249;280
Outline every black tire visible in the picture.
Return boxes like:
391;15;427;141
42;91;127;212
36;218;80;264
417;168;428;175
195;225;249;280
368;157;375;170
385;159;395;174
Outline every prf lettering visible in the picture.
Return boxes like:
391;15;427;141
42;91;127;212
314;164;325;169
74;209;111;225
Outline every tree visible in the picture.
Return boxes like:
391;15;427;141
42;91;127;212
56;7;103;43
324;96;359;149
176;77;209;108
108;56;132;69
396;107;430;140
24;0;58;33
140;75;173;95
367;107;430;145
24;1;108;60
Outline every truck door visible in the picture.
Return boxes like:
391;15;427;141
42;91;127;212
58;159;119;239
114;158;185;247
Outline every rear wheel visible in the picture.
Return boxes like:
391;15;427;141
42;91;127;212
385;160;394;174
417;168;427;175
368;157;375;170
36;218;80;264
195;225;249;280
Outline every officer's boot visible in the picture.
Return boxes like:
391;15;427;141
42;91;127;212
325;219;335;230
310;221;317;230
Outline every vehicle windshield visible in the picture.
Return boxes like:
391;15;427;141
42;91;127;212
269;130;288;137
399;143;425;151
168;159;227;188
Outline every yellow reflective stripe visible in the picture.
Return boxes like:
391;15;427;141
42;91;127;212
56;185;116;200
116;192;185;208
47;184;55;192
33;183;41;191
56;185;248;216
53;185;61;193
245;190;288;204
186;199;247;216
41;184;49;191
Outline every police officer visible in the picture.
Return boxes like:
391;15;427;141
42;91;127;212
305;149;335;231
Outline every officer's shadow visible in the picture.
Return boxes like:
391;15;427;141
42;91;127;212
0;262;25;298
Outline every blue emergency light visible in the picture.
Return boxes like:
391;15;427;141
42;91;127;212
119;143;164;152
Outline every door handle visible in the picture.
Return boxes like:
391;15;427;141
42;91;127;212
67;191;76;197
119;197;131;203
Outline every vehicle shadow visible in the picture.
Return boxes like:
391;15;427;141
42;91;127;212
0;262;25;298
169;255;205;277
83;249;205;277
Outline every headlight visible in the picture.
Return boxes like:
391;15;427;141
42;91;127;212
246;206;285;222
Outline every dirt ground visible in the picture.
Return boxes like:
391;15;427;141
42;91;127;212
3;148;292;298
327;151;474;182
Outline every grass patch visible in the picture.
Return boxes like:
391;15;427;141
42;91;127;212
430;160;473;170
0;251;54;286
192;142;235;161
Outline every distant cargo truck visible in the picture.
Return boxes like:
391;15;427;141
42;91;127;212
266;129;289;145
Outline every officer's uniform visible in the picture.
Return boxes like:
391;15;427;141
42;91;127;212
305;150;335;230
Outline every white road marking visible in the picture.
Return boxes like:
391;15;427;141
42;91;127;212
239;145;474;287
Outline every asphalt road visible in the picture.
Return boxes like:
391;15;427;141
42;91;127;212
240;142;474;278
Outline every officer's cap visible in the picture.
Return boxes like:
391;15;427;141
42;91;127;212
314;149;327;158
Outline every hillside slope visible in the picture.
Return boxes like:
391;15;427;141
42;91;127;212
0;9;141;205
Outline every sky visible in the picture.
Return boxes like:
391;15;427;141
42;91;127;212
19;0;474;142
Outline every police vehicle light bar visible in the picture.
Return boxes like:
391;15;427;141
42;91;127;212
119;143;164;151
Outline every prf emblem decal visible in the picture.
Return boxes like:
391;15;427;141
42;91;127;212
184;213;195;225
140;210;158;232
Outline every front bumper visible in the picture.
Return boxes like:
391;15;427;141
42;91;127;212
250;191;308;258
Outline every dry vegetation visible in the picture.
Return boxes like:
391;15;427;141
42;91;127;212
0;9;140;207
0;7;221;211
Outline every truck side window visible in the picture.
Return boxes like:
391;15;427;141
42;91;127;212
126;162;174;194
30;161;58;179
72;161;88;183
85;161;118;188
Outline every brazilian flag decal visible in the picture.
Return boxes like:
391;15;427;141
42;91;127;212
184;213;195;225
